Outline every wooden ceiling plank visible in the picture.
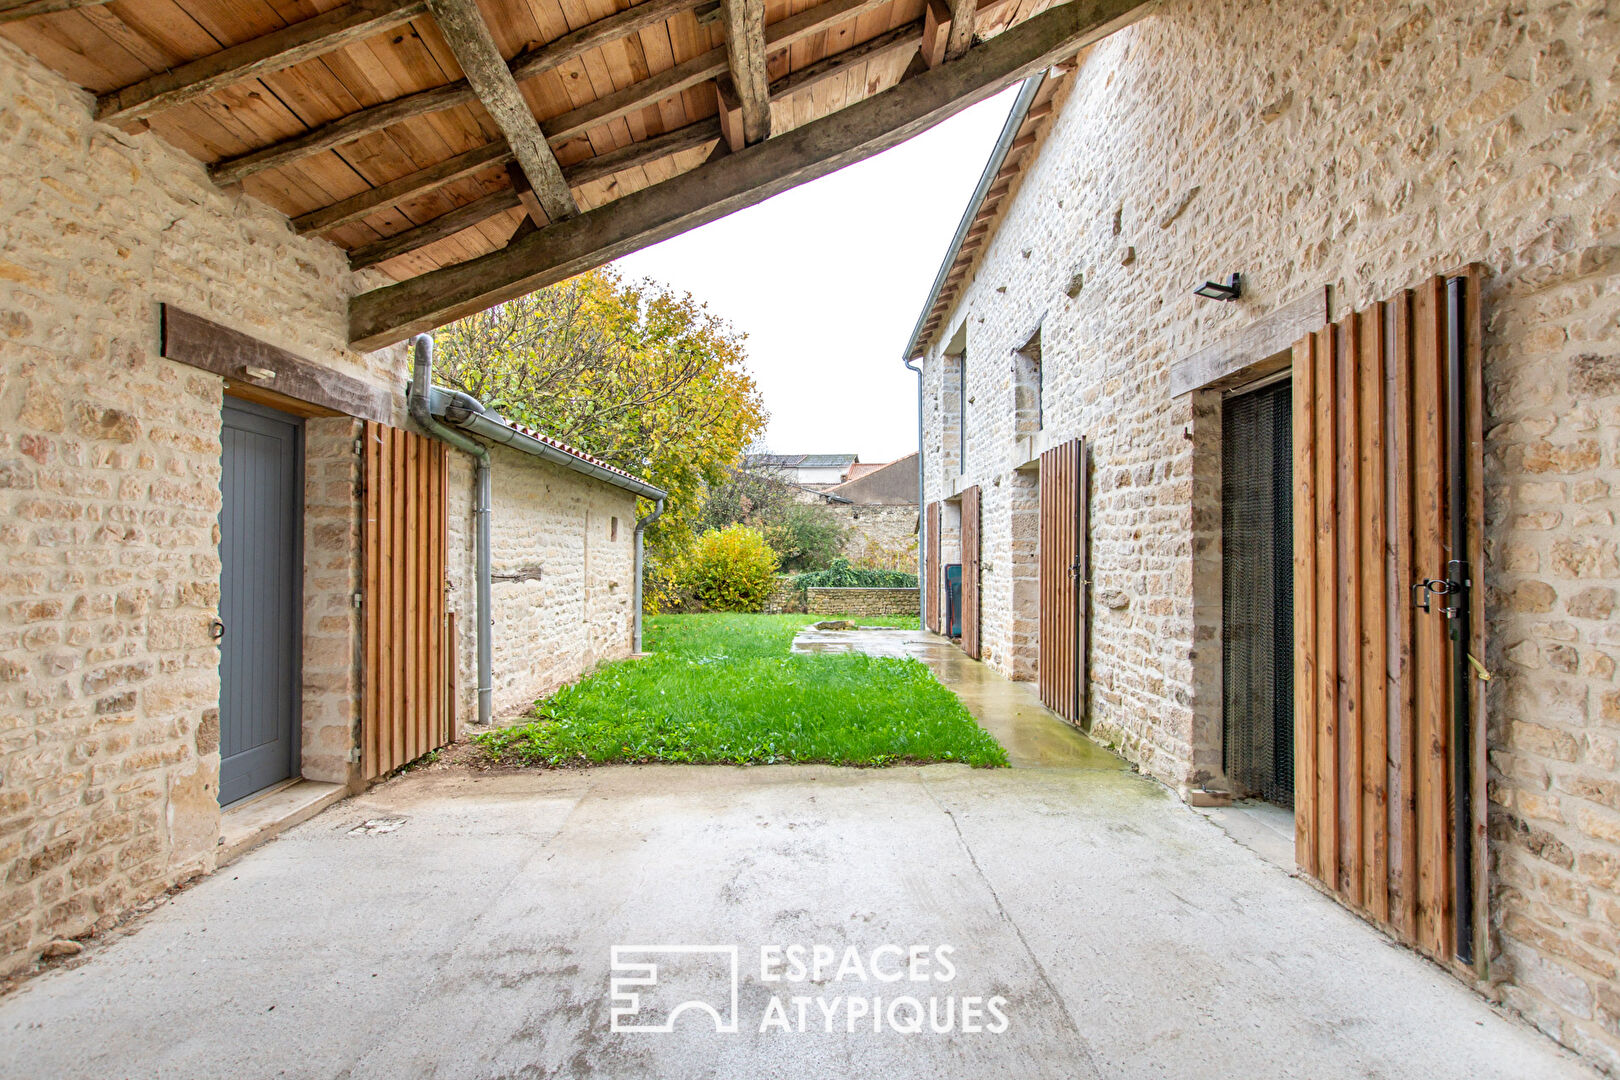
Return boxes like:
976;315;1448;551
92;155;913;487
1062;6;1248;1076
0;0;111;27
347;114;719;267
351;0;1151;346
510;0;696;83
718;0;769;145
541;0;889;144
426;0;578;221
206;0;707;186
768;18;915;99
294;139;513;234
95;0;430;126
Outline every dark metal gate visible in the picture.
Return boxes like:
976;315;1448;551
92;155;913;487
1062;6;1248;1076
218;400;303;806
1222;381;1294;806
960;486;981;659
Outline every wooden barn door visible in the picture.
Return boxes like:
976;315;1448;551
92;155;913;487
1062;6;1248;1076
1039;437;1088;725
1292;268;1485;968
960;486;981;659
925;501;942;633
361;422;453;780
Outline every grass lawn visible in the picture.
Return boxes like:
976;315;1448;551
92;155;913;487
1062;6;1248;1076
477;613;1007;769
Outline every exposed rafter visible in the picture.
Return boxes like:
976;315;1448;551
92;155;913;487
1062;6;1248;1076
0;0;109;24
920;0;951;68
945;0;976;59
95;0;429;126
718;0;771;149
210;0;891;186
345;118;722;269
350;0;1151;348
425;0;576;223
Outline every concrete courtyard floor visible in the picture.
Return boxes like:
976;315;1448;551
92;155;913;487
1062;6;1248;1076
0;632;1597;1079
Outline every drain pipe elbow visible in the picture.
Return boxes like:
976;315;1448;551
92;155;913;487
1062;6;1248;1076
904;354;925;628
407;334;494;728
632;497;667;653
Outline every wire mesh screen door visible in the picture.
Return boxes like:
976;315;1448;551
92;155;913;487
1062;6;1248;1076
1222;381;1295;806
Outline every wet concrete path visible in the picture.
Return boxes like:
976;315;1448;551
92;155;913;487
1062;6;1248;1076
791;626;1118;769
0;633;1597;1080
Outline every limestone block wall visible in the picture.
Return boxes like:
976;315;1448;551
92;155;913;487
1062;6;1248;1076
830;503;918;570
918;0;1620;1067
0;37;400;976
805;587;919;617
301;418;363;785
446;444;639;723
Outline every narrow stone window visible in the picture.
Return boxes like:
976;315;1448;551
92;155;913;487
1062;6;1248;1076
610;516;619;541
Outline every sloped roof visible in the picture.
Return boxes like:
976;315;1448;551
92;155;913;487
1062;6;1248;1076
746;453;858;470
903;59;1077;359
0;0;1138;348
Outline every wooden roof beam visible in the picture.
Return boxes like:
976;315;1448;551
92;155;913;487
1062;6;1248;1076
95;0;429;127
349;0;1152;348
920;0;950;68
718;0;771;149
210;0;707;185
345;118;722;269
944;0;975;59
0;0;109;25
425;0;576;223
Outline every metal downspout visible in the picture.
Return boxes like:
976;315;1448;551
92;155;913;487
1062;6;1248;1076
905;355;925;627
407;335;494;728
632;498;667;653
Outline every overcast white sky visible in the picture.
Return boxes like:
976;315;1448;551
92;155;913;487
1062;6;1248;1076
612;84;1022;464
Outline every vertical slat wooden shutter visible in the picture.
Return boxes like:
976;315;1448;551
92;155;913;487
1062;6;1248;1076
925;501;941;633
1039;437;1087;725
1291;270;1484;966
362;421;451;780
961;485;981;659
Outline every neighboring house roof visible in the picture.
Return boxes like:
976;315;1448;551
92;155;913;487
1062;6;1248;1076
427;386;666;500
903;64;1075;360
745;453;859;470
824;453;919;506
845;462;888;480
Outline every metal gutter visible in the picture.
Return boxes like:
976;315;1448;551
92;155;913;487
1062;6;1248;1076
408;336;494;727
901;75;1043;361
425;386;668;501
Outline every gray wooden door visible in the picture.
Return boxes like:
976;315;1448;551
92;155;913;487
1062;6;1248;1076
218;400;302;805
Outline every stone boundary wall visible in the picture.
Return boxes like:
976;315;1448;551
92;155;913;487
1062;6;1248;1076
763;577;806;614
806;587;919;617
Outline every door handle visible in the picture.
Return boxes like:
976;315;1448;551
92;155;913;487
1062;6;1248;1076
210;619;226;641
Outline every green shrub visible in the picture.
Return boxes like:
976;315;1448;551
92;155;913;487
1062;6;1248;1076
793;557;918;590
684;524;780;612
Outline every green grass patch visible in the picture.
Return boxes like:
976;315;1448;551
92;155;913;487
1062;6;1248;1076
478;613;1003;769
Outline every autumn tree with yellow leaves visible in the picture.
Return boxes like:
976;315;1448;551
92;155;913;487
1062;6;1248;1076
433;269;767;610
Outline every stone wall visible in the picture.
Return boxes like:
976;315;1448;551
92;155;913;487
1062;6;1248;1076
805;587;919;617
917;0;1620;1069
830;502;918;571
0;36;400;975
446;444;639;723
300;418;363;785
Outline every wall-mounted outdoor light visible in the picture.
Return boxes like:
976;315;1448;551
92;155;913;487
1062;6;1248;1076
1193;273;1243;302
